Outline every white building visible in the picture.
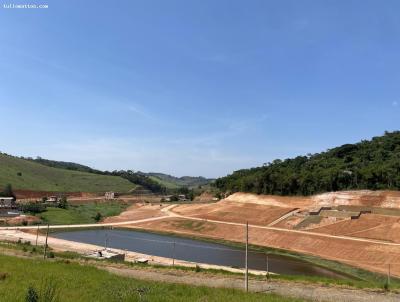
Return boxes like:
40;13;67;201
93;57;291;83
105;192;115;200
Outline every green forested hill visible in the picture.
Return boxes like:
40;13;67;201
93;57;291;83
145;172;213;189
215;131;400;196
0;153;135;193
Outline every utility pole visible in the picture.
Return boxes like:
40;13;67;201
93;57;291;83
172;241;176;266
266;254;269;280
388;263;391;288
35;225;39;246
245;221;249;292
43;224;49;259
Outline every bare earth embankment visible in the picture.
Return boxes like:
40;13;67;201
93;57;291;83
117;190;400;277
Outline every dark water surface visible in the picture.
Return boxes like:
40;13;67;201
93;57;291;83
53;229;347;278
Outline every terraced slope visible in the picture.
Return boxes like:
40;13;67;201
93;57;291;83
0;154;135;193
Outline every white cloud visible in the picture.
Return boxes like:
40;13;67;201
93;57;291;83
127;104;154;120
39;136;256;178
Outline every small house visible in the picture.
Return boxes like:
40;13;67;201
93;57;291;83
178;194;187;201
105;192;115;200
47;196;59;203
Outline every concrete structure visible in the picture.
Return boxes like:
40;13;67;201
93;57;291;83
0;197;16;209
0;210;21;217
87;249;125;261
105;192;115;200
178;194;187;201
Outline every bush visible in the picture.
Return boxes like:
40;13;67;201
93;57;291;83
0;272;8;281
384;280;390;291
47;252;55;259
22;203;47;214
58;196;68;209
93;212;102;222
25;286;38;302
195;265;201;272
22;220;28;226
26;279;59;302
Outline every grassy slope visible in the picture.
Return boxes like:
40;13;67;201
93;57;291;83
0;254;301;302
38;202;128;225
0;154;135;192
149;176;181;189
148;173;213;189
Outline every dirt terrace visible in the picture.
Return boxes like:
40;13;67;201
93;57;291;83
172;200;296;226
103;203;168;223
129;216;400;277
309;214;400;243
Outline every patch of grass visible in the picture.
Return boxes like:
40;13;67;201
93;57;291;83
38;202;129;225
294;216;323;229
336;205;400;217
0;254;302;302
0;153;135;192
171;220;216;232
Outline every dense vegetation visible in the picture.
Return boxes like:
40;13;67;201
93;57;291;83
215;131;400;196
0;254;299;302
0;154;135;193
144;172;213;189
106;170;166;194
0;184;15;198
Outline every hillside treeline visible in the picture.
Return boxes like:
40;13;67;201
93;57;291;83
215;131;400;196
22;157;166;194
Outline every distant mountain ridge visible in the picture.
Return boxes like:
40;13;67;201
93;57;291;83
142;172;214;189
1;154;211;193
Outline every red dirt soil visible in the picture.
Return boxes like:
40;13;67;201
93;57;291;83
224;191;400;210
172;200;296;226
309;214;400;243
130;216;400;277
1;215;40;226
15;190;101;200
103;204;167;223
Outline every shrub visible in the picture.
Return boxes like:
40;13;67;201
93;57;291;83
22;203;46;214
22;220;28;226
195;265;201;272
0;272;8;281
58;196;68;209
384;280;390;291
25;286;38;302
93;212;102;222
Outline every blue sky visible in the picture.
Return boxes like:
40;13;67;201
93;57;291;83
0;0;399;177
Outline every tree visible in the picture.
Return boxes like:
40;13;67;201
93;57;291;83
93;212;102;222
0;184;16;199
21;203;46;214
58;196;68;209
